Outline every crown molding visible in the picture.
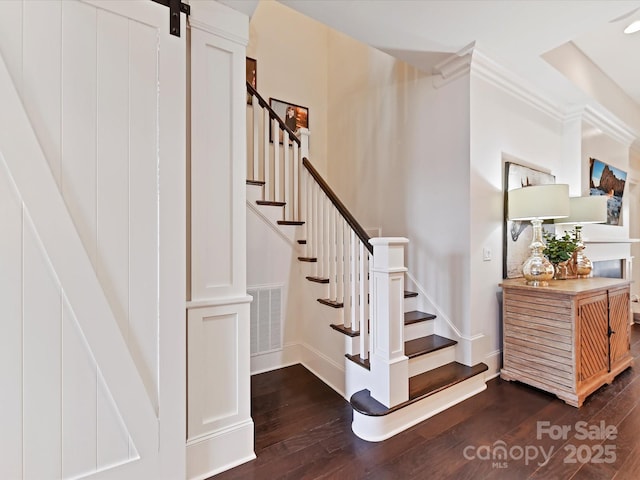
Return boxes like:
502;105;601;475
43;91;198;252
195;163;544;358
470;49;565;123
434;44;640;146
433;44;565;123
582;104;637;147
432;42;474;88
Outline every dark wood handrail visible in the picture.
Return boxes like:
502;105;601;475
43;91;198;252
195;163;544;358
302;158;373;254
247;81;300;146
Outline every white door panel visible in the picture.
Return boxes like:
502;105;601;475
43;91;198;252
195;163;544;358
0;0;186;478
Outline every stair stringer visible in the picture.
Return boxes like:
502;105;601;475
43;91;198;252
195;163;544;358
246;190;299;244
351;372;487;442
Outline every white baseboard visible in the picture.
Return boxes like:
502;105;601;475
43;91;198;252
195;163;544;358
484;349;502;379
299;341;346;398
250;343;304;375
186;419;255;480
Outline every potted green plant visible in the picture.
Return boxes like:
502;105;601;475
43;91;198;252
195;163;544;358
543;230;578;279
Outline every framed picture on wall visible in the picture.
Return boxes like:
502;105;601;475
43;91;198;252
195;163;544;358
503;161;556;279
590;157;627;226
269;97;308;144
246;56;257;104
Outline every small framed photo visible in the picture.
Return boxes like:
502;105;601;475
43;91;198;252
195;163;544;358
269;97;308;144
246;57;257;104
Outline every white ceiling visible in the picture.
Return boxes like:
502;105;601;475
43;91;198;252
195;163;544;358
221;0;640;130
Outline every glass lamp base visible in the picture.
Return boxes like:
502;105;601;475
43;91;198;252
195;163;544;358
522;218;554;287
574;250;593;278
523;254;554;286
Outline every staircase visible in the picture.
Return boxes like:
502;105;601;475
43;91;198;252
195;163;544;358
245;82;487;441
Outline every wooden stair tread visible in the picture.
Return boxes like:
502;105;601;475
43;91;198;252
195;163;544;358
298;257;317;262
318;298;343;308
404;290;418;298
306;276;329;283
256;200;286;207
330;324;359;337
345;354;370;370
404;310;436;325
350;362;488;416
405;335;457;358
278;220;304;225
246;179;265;186
332;313;437;338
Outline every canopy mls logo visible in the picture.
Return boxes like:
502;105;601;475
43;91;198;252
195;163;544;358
462;420;618;469
462;441;553;468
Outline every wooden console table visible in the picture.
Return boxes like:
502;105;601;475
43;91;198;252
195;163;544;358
500;277;633;407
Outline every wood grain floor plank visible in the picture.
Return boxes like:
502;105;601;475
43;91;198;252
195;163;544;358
211;325;640;480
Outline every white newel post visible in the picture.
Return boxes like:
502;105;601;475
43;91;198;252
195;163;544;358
297;127;310;160
369;238;409;408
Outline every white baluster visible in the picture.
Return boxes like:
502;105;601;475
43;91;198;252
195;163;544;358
315;186;322;277
336;214;344;306
329;206;336;301
273;118;280;203
310;183;320;277
359;242;368;360
263;109;270;199
342;220;351;329
253;95;259;181
283;131;290;220
293;145;299;220
305;171;311;258
323;196;330;282
351;230;358;332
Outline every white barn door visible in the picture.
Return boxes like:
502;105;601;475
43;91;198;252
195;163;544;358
0;1;185;479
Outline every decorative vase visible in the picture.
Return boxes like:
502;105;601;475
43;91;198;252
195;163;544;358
553;261;570;280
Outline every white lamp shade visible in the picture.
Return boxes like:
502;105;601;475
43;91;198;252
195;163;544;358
508;184;570;221
554;196;608;224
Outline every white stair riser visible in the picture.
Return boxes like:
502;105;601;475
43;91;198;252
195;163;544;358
403;296;418;313
404;320;434;341
343;335;359;356
345;359;371;400
246;184;264;203
351;373;487;442
408;345;456;377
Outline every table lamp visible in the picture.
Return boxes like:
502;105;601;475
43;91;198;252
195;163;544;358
555;196;608;277
508;184;570;286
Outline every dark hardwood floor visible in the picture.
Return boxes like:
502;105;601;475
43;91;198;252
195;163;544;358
213;325;640;479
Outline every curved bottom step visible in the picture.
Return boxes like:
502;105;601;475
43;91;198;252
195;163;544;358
350;362;488;442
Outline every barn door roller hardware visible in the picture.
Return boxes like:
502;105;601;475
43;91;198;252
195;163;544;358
152;0;191;37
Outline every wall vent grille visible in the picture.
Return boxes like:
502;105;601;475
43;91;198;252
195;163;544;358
248;286;283;355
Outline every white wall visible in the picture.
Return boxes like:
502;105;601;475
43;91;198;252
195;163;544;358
469;72;566;362
325;29;473;355
246;202;303;372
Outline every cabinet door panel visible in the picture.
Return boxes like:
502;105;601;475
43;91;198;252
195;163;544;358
609;288;630;367
578;296;609;382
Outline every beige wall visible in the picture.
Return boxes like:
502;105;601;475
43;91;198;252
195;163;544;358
247;0;329;175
